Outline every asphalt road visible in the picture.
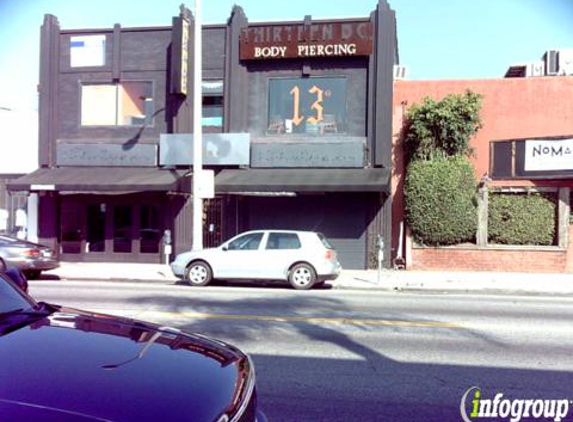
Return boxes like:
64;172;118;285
29;280;573;422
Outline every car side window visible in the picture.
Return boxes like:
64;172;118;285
227;233;263;251
266;233;301;250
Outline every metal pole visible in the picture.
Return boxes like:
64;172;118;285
192;0;203;250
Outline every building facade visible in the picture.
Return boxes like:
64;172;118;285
9;1;397;269
392;76;573;272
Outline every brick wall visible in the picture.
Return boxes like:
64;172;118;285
411;246;567;272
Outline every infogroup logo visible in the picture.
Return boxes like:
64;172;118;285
460;386;570;422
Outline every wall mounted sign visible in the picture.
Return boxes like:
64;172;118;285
171;15;190;95
57;144;157;167
267;77;347;135
239;22;373;60
251;138;365;168
159;133;250;166
525;138;573;171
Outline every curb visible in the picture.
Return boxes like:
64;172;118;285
33;275;573;296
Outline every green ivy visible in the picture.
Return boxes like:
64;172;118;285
488;193;556;245
403;90;483;162
405;156;478;245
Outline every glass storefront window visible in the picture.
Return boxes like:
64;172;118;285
59;197;166;260
267;77;347;135
140;205;159;254
60;203;82;254
87;204;106;252
81;81;153;126
113;205;132;253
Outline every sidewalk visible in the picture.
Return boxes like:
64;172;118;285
39;262;573;295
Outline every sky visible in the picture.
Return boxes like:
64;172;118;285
0;0;572;112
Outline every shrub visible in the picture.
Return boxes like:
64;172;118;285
488;192;556;245
405;155;477;245
402;90;482;162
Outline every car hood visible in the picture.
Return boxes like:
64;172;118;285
178;247;221;261
0;307;253;422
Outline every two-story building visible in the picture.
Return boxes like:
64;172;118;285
8;1;397;269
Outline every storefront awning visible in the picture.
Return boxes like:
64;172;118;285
215;168;390;194
7;167;191;193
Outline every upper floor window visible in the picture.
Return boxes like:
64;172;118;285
80;82;153;127
267;77;347;135
70;35;106;67
202;79;224;133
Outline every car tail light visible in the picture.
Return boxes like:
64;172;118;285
20;249;41;259
325;250;333;260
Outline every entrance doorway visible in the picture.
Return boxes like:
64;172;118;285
203;197;223;248
59;194;164;262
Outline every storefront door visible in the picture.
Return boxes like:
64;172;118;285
59;195;164;263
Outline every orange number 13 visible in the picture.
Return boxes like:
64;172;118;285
289;85;324;126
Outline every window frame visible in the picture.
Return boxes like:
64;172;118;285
266;76;348;136
202;79;224;132
79;80;155;128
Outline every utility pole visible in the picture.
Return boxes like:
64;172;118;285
192;0;203;250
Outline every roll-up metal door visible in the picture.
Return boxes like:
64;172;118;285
245;193;373;269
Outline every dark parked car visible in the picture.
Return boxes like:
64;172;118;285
0;235;59;279
0;274;267;422
4;267;28;292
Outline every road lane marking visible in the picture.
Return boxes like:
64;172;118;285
96;309;461;328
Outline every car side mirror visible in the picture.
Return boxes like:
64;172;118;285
222;245;228;251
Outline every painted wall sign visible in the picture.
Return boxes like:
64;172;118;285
524;138;573;171
239;22;373;60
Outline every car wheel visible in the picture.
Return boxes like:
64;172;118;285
184;261;212;287
288;263;316;290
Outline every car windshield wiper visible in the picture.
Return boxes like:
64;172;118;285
0;302;57;320
0;303;58;335
0;308;26;318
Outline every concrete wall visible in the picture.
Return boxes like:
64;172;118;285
392;77;573;272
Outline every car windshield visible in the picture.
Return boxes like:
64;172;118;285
317;233;334;249
0;274;36;315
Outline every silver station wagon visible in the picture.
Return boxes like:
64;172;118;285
171;230;341;290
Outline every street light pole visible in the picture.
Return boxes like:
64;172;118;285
192;0;203;251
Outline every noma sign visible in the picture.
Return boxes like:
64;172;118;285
239;21;373;60
525;138;573;171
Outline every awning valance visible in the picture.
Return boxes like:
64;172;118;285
7;167;191;193
215;168;390;193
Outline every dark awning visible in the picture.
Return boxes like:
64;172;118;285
215;168;390;193
7;167;191;193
